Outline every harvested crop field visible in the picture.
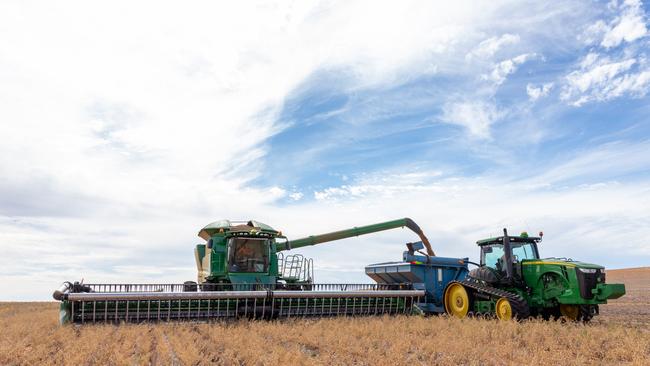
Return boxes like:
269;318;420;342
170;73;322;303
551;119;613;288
1;268;649;365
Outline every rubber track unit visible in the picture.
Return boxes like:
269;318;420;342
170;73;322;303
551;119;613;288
449;278;530;319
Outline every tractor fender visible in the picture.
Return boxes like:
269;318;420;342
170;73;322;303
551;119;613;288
535;271;571;301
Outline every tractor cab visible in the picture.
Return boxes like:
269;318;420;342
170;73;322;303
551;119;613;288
470;231;542;284
479;234;541;271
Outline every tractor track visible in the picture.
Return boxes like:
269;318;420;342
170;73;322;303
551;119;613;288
452;278;530;319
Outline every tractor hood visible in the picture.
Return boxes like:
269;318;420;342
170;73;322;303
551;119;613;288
522;258;604;269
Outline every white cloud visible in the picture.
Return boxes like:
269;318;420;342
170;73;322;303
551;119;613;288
289;192;304;201
581;0;648;48
601;0;648;48
466;33;520;60
440;101;502;139
561;53;650;105
484;53;537;85
581;20;610;45
566;1;649;105
526;82;554;100
268;186;287;198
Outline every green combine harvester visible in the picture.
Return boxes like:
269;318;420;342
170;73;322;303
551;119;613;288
53;218;432;324
53;219;624;324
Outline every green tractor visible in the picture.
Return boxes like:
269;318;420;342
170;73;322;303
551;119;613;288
443;229;625;321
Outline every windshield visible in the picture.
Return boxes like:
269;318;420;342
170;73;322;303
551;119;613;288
228;238;269;273
512;243;538;262
482;242;539;269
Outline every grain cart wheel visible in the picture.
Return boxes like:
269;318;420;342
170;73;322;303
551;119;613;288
559;304;580;321
444;283;470;318
495;297;513;320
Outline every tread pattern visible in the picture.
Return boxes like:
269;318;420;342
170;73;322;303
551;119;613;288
448;278;530;319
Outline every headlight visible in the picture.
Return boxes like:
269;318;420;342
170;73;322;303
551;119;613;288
578;268;598;273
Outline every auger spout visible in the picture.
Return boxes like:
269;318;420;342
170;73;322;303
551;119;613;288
277;218;435;256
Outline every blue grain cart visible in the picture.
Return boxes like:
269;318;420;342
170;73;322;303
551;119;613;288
365;241;469;314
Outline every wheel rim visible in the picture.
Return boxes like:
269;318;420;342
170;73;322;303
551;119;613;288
560;304;580;320
495;298;512;320
444;283;469;318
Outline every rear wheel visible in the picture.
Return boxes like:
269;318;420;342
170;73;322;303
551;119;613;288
559;304;596;322
559;304;580;320
444;283;470;318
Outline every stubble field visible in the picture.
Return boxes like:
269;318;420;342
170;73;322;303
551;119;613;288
1;267;649;365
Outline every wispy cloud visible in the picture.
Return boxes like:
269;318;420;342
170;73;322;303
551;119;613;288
483;53;538;86
561;53;650;105
440;101;502;139
601;0;648;48
561;1;650;105
466;34;521;60
527;83;554;101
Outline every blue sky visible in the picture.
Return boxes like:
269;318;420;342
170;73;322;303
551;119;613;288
1;1;649;300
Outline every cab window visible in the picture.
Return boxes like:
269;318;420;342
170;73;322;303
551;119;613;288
482;244;504;269
228;238;269;273
511;243;538;261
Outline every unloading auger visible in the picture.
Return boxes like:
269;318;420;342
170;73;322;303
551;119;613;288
53;218;434;324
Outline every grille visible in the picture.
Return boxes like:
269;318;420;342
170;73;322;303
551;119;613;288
575;269;603;299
